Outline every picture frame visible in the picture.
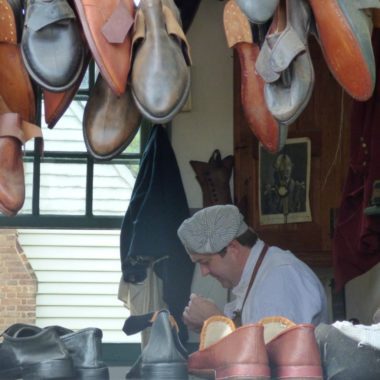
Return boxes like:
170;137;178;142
259;137;312;225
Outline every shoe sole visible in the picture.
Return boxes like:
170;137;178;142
141;362;188;379
22;358;73;380
75;366;110;380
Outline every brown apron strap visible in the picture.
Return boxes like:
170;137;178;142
233;243;269;326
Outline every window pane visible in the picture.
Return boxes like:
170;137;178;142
40;163;87;215
17;161;34;215
37;100;87;153
92;164;137;216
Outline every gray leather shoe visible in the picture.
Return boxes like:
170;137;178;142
316;323;380;380
21;0;85;92
0;324;73;380
54;326;110;380
257;0;314;125
130;0;191;123
236;0;279;24
126;309;188;379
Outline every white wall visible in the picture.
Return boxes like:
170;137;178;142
172;0;234;209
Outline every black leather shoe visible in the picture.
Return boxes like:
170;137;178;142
0;324;73;380
54;326;110;380
126;309;188;379
21;0;85;92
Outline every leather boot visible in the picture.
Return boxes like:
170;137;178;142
190;149;234;207
0;96;42;216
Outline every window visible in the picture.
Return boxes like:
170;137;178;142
0;62;149;229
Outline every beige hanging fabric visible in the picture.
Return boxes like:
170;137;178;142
118;264;167;348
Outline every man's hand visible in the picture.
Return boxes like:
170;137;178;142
183;293;223;333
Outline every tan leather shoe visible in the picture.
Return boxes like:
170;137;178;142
224;0;286;153
0;0;35;123
74;0;135;96
83;74;141;161
260;316;323;380
309;0;380;101
0;96;42;216
188;316;270;380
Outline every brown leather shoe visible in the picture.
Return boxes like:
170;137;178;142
0;96;42;216
43;49;91;129
223;0;286;153
0;0;36;123
188;316;270;380
74;0;135;96
260;316;323;380
83;74;141;161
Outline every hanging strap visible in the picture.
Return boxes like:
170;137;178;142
233;243;269;327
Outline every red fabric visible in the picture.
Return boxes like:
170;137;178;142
333;29;380;291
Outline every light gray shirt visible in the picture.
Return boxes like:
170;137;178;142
224;239;329;325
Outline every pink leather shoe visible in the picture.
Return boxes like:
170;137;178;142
188;316;270;380
260;316;323;380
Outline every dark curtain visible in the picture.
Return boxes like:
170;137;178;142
332;29;380;291
120;125;194;343
175;0;202;33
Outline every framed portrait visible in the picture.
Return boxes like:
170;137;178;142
259;137;312;225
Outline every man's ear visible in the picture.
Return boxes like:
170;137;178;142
228;239;241;253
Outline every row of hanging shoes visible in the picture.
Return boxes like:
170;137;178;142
223;0;380;154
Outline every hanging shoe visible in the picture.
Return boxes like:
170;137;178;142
0;96;42;216
309;0;380;101
83;74;142;161
74;0;135;96
21;0;86;92
223;0;287;153
236;0;279;24
256;0;315;125
0;0;36;123
130;0;192;123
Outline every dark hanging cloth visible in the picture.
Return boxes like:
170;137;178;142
120;125;194;342
332;29;380;291
175;0;202;33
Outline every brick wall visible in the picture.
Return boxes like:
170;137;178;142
0;229;37;333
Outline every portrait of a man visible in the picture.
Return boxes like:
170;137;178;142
259;137;312;225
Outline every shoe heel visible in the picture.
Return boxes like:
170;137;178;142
22;358;73;380
141;362;188;379
215;363;270;380
76;366;110;380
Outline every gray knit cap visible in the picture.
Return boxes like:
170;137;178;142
177;205;248;254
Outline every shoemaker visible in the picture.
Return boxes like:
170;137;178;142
177;204;328;332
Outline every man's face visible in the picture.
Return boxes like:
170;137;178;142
189;248;238;288
275;154;293;184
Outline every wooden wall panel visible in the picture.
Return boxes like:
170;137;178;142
234;38;352;267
